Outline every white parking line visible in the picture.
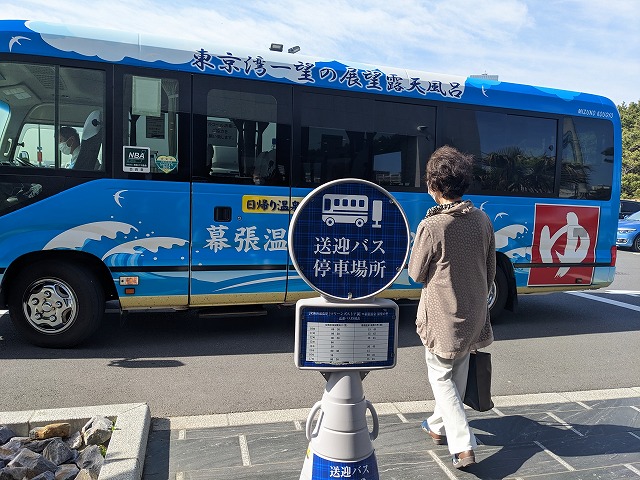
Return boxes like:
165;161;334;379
427;450;459;480
603;290;640;296
534;441;575;471
566;292;640;313
625;463;640;477
546;412;584;437
239;434;251;466
397;413;409;423
491;407;506;417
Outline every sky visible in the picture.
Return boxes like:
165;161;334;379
2;0;639;106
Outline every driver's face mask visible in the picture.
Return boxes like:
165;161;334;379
59;140;72;155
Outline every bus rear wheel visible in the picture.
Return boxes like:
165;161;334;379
488;266;508;321
8;261;104;348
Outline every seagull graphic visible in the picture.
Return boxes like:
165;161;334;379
481;85;489;97
113;190;128;208
9;36;30;52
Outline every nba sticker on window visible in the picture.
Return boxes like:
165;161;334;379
528;204;600;286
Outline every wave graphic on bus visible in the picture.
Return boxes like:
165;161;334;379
43;221;138;250
321;194;382;228
42;220;188;266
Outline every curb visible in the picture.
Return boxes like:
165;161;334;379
155;386;640;430
0;402;150;480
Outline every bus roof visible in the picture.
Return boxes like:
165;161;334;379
0;20;618;117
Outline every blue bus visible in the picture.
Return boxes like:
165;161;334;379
0;21;621;347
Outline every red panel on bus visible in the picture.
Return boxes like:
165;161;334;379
528;204;600;286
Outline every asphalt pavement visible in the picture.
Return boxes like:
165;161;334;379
141;387;640;480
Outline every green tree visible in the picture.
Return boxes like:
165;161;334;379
618;101;640;198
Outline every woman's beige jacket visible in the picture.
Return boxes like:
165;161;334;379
408;200;496;359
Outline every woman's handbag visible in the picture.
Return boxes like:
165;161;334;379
463;351;494;412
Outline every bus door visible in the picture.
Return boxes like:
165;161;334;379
113;67;192;309
190;77;292;306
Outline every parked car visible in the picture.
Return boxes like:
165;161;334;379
617;210;640;252
619;199;640;219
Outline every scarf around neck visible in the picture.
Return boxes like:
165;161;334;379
425;199;471;218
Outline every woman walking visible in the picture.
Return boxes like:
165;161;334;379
408;145;496;469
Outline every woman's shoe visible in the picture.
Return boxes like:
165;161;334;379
452;450;476;469
420;420;446;445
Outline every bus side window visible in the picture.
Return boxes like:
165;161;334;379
299;93;373;185
0;64;105;171
560;117;614;200
203;89;287;186
0;100;10;162
298;93;434;189
59;67;106;171
0;62;56;168
442;109;557;195
124;75;181;175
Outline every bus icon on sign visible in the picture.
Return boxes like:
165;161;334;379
322;194;382;228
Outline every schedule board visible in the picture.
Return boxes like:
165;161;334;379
295;297;398;370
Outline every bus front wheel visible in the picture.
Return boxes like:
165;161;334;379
488;266;508;321
8;261;104;348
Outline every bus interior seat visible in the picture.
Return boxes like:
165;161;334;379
73;110;102;170
253;149;276;180
209;145;239;175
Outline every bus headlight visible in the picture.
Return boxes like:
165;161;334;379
618;228;637;234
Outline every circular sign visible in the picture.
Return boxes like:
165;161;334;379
288;178;410;300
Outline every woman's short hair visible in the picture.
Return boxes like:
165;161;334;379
424;145;474;199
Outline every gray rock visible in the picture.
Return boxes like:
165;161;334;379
7;448;57;477
0;446;16;463
24;438;55;454
31;471;55;480
43;438;75;466
81;417;112;447
0;427;16;444
81;417;112;435
73;468;94;480
63;432;82;450
75;445;103;480
1;437;29;451
54;463;79;480
0;466;29;480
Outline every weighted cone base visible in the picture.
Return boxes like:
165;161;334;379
300;445;379;480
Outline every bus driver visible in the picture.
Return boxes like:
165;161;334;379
59;126;80;169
